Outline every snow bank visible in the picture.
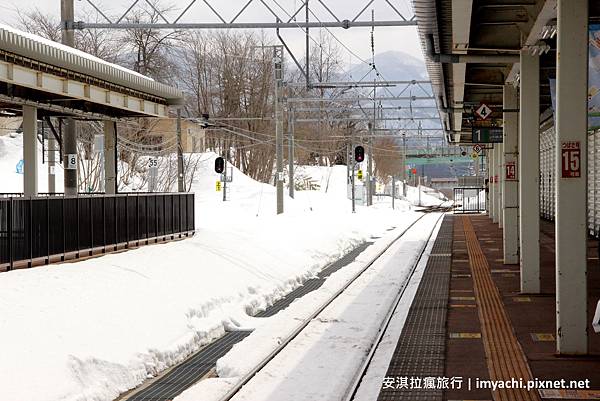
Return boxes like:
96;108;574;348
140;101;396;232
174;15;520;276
0;145;425;401
175;213;440;401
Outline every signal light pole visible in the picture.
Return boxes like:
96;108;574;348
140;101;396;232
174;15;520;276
352;145;365;213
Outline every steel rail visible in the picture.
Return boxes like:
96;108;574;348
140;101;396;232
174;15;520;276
218;206;449;401
342;204;450;401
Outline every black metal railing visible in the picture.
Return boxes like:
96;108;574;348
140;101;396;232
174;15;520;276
453;187;486;214
0;192;195;271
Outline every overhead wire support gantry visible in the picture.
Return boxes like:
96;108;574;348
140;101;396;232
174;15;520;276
73;0;417;30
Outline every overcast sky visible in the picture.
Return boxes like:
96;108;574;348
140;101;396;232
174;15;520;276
0;0;424;66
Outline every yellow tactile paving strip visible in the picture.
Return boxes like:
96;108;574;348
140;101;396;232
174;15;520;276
462;216;541;401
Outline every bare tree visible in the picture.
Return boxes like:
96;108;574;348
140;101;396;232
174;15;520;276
373;138;403;183
120;0;182;83
177;30;278;182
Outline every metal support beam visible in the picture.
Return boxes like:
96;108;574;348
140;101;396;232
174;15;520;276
289;80;431;88
177;109;184;192
75;21;417;29
287;96;434;102
305;0;310;89
288;109;295;198
61;0;77;196
502;84;519;264
367;137;373;206
104;120;117;194
519;50;540;294
555;0;588;355
294;106;440;112
274;47;284;214
295;117;441;122
23;105;38;197
76;0;416;30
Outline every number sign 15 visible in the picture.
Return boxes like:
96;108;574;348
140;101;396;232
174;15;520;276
561;141;581;178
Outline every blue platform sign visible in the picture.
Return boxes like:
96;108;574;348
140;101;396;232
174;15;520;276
589;24;600;129
16;160;24;174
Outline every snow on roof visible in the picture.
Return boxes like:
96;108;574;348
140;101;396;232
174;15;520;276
0;23;183;104
0;23;152;81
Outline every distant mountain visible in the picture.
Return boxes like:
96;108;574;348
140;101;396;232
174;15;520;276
347;50;428;82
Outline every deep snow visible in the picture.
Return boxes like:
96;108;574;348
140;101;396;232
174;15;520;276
174;213;442;401
0;133;446;401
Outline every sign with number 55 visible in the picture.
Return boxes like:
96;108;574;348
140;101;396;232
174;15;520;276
561;141;581;178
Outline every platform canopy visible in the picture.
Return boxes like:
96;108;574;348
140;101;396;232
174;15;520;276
0;23;183;121
413;0;600;144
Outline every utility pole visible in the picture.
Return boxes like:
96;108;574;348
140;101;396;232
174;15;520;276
392;175;395;210
61;0;77;196
273;46;284;214
418;175;422;206
177;108;184;192
305;0;310;89
346;142;351;185
351;132;356;213
367;11;376;207
223;147;228;202
367;136;373;206
351;159;356;213
288;108;295;198
402;133;407;197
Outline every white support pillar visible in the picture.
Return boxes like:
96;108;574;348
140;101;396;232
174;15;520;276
503;84;519;264
519;49;541;294
23;105;38;198
104;121;117;194
555;0;588;355
497;143;504;228
490;144;496;221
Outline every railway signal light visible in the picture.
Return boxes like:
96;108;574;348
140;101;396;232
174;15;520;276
354;146;365;162
215;157;225;173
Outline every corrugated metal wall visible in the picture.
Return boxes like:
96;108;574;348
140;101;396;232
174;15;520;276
539;125;599;235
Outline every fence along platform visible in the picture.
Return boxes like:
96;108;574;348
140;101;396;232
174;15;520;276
0;192;195;271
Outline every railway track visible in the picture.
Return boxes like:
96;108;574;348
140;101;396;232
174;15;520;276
418;200;454;214
217;211;446;401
